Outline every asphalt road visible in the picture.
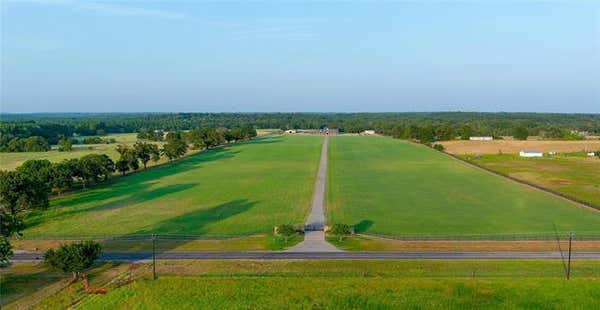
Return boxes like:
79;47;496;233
12;251;600;262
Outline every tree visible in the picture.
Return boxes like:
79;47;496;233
0;170;49;265
115;159;130;176
0;170;50;215
134;142;159;169
50;160;78;194
513;125;529;140
44;241;102;282
17;159;53;184
57;138;73;152
459;125;474;140
161;136;187;161
23;136;51;152
79;154;115;185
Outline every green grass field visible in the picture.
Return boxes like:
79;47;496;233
463;153;600;208
21;135;322;237
327;136;600;235
0;133;161;170
33;260;598;309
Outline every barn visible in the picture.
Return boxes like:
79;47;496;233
519;150;543;158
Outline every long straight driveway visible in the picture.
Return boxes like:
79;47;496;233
286;135;340;252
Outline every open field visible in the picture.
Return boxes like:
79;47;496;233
327;136;600;235
0;133;166;170
20;135;322;239
463;154;600;208
440;139;600;155
5;260;599;309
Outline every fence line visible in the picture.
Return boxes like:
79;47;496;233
14;231;600;242
444;151;600;212
360;231;600;241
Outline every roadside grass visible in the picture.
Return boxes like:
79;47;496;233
11;234;303;253
326;235;600;251
462;153;600;208
1;262;125;310
61;260;600;309
327;136;600;235
20;135;322;239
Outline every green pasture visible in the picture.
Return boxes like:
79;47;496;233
463;153;600;208
327;136;600;235
67;260;600;309
21;135;322;237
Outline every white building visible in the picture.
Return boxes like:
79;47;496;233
587;152;596;157
284;129;297;134
361;130;376;135
469;136;493;141
519;150;543;158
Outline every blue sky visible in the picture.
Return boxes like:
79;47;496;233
1;1;598;113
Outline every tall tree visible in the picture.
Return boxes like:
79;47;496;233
0;170;50;264
513;125;529;140
161;136;187;161
134;142;159;169
44;241;102;283
57;138;73;152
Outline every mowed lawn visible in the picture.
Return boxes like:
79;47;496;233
327;136;600;235
22;135;322;237
464;154;600;208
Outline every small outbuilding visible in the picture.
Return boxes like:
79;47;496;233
284;129;297;134
519;150;543;158
587;152;596;157
469;136;493;141
361;130;376;135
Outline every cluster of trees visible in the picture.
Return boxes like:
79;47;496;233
115;142;161;175
3;113;599;144
0;135;117;153
81;136;116;144
0;136;50;152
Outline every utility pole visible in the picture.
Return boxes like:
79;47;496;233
152;234;157;280
567;232;573;280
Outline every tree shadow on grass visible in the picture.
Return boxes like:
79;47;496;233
25;183;199;231
353;220;374;233
52;148;239;209
108;199;258;253
134;199;257;235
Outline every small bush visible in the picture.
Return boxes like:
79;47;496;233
433;144;445;152
276;224;297;236
330;224;351;235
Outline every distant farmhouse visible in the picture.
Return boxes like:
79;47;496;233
587;152;596;157
361;130;376;135
519;150;543;158
469;136;493;141
284;129;297;134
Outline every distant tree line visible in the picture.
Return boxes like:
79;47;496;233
0;135;117;153
2;113;598;146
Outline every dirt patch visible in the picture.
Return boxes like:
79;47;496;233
441;140;600;155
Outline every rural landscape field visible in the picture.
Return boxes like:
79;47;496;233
3;1;600;308
23;135;321;238
327;135;600;235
